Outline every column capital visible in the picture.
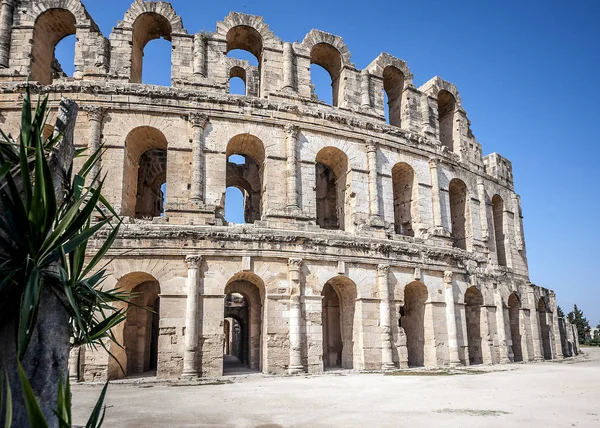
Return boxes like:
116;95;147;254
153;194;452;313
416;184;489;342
288;257;303;271
185;255;202;269
428;157;442;168
284;124;300;139
377;264;390;277
189;112;209;129
443;270;453;284
82;106;105;122
366;139;378;153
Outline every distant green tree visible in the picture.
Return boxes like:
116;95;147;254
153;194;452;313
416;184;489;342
567;305;591;343
557;306;565;318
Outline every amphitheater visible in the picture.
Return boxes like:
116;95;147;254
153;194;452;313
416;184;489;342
0;0;581;380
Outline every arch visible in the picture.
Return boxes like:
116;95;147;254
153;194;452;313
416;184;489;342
438;90;456;151
229;66;247;95
315;147;349;231
508;292;523;362
321;276;357;369
108;272;161;380
226;25;263;62
449;178;468;250
383;66;405;127
465;287;484;365
538;297;552;360
131;12;173;84
391;162;416;236
402;281;428;367
122;126;168;218
492;195;507;266
310;43;343;106
30;8;77;85
225;134;265;224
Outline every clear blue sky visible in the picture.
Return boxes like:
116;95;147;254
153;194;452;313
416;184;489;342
55;0;600;326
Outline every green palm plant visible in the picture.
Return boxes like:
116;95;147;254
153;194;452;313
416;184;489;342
0;87;128;427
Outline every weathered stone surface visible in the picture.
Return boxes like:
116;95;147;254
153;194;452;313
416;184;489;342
0;0;576;380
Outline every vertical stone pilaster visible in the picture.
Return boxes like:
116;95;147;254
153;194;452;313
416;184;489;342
549;293;564;359
84;106;105;182
493;287;511;363
0;0;14;68
527;290;544;361
285;124;300;209
512;194;524;251
429;158;443;229
189;113;209;204
378;264;395;371
193;34;206;77
477;177;488;241
444;271;462;366
282;42;295;92
360;69;371;107
182;255;202;378
366;140;381;221
288;258;304;374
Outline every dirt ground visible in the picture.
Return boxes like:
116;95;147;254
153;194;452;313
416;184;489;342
72;347;600;428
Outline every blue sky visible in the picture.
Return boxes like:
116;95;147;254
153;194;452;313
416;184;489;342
55;0;600;326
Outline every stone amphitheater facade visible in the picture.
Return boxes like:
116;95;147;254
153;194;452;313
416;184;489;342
0;0;580;380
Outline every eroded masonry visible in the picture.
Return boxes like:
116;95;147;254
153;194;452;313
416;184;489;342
0;0;581;380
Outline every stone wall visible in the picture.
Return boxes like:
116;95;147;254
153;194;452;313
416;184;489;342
0;0;574;380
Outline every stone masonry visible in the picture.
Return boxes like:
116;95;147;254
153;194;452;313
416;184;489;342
0;0;579;380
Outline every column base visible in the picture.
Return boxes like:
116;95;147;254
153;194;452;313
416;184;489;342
181;371;200;379
448;360;463;367
288;365;305;375
381;362;396;372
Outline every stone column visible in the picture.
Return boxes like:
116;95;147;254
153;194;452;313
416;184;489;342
493;287;510;363
476;177;488;241
85;106;105;182
0;0;14;68
193;34;206;77
189;113;209;204
549;293;564;359
429;158;443;229
444;271;462;366
527;290;544;361
282;42;295;92
182;255;202;378
360;69;371;107
512;194;524;251
366;140;381;221
378;264;395;371
288;258;304;374
285;124;300;209
68;346;83;382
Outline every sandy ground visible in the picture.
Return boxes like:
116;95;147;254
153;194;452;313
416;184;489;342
72;348;600;428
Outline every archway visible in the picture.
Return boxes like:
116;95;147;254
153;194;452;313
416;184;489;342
438;90;456;151
310;43;343;106
508;292;523;362
392;162;416;236
538;298;552;360
492;195;507;266
223;273;264;374
383;66;404;127
402;281;427;367
449;178;468;250
321;276;357;369
315;147;349;231
131;12;173;84
465;287;484;365
108;272;160;380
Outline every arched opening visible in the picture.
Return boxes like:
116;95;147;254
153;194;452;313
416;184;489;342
392;162;416;236
321;276;357;369
225;135;265;224
492;195;507;266
465;287;484;365
383;66;404;127
226;26;262;94
315;147;348;231
402;281;427;367
449;178;468;250
538;298;552;360
508;292;523;362
131;12;173;84
310;43;343;106
108;272;160;380
223;274;264;374
224;185;246;224
122;127;168;218
438;90;456;151
31;9;77;85
228;66;247;95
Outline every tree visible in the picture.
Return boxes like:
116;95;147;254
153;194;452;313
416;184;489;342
567;304;591;344
557;306;565;318
0;89;126;427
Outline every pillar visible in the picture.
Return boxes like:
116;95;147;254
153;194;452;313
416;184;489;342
444;271;462;366
68;346;83;382
549;293;564;359
476;177;488;241
429;158;443;229
193;34;206;77
189;113;209;204
493;287;510;363
360;69;371;107
282;42;295;92
288;258;304;374
527;289;543;361
85;106;105;182
182;255;202;378
512;194;524;251
366;140;381;220
378;264;395;371
285;124;300;209
0;0;14;68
